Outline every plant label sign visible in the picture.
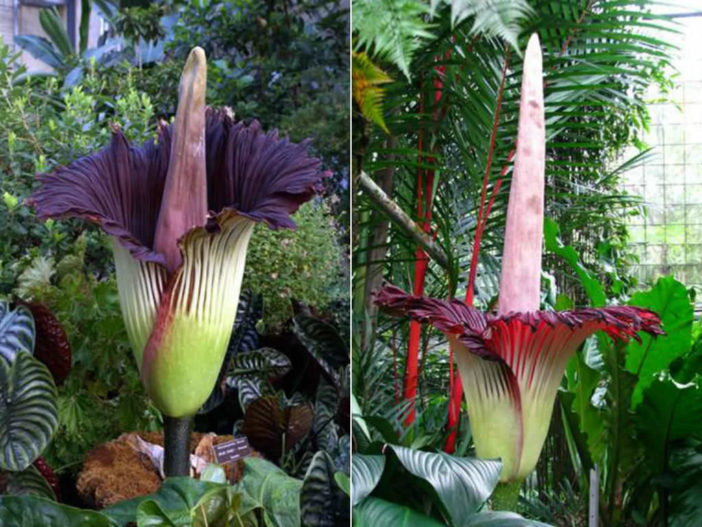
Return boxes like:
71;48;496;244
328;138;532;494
213;436;251;465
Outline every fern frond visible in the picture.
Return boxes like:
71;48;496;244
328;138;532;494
353;0;435;79
353;51;393;133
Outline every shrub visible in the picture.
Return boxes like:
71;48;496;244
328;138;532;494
244;201;346;332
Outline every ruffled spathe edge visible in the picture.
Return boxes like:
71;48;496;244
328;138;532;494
30;108;328;270
373;284;664;361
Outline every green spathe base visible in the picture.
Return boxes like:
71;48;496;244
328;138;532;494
492;480;522;512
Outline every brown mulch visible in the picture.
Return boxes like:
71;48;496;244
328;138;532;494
76;431;257;509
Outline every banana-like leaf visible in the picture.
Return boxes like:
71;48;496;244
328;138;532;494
353;497;444;527
0;302;34;364
0;354;58;471
301;450;348;527
352;454;385;506
0;465;56;500
463;512;551;526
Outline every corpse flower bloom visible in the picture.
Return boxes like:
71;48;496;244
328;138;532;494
374;34;663;484
31;49;325;425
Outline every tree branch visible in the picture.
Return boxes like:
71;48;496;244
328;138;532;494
358;170;450;270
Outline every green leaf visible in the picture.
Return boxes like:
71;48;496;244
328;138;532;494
0;353;58;471
200;464;227;484
544;218;606;307
635;377;702;478
293;315;348;384
136;500;179;526
669;444;702;527
236;457;303;527
351;454;385;505
103;477;225;527
0;495;114;526
387;445;501;524
38;8;74;59
301;451;347;527
626;276;693;408
449;0;532;52
12;35;63;70
0;465;56;500
0;301;34;363
334;472;350;496
463;511;551;526
353;497;444;526
352;0;435;79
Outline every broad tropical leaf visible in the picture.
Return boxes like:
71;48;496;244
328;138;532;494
237;457;303;527
0;496;113;526
0;353;58;471
242;396;313;458
387;445;501;523
0;302;34;364
353;497;444;527
351;454;385;505
626;276;693;407
0;465;55;500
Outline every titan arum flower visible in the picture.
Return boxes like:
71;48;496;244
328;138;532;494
374;34;663;504
30;48;326;475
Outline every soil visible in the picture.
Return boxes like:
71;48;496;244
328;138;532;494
76;430;257;509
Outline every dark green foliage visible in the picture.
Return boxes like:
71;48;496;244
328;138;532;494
300;450;348;526
1;457;307;526
0;465;56;500
351;432;549;526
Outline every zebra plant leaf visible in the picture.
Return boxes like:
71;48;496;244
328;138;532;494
0;353;58;471
313;377;339;452
0;465;56;500
292;315;348;385
229;348;292;410
0;301;35;363
301;450;348;527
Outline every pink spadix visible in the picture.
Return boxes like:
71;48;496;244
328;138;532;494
498;33;545;316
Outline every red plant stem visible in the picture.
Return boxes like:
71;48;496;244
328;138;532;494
404;61;446;426
404;91;428;426
445;52;510;453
